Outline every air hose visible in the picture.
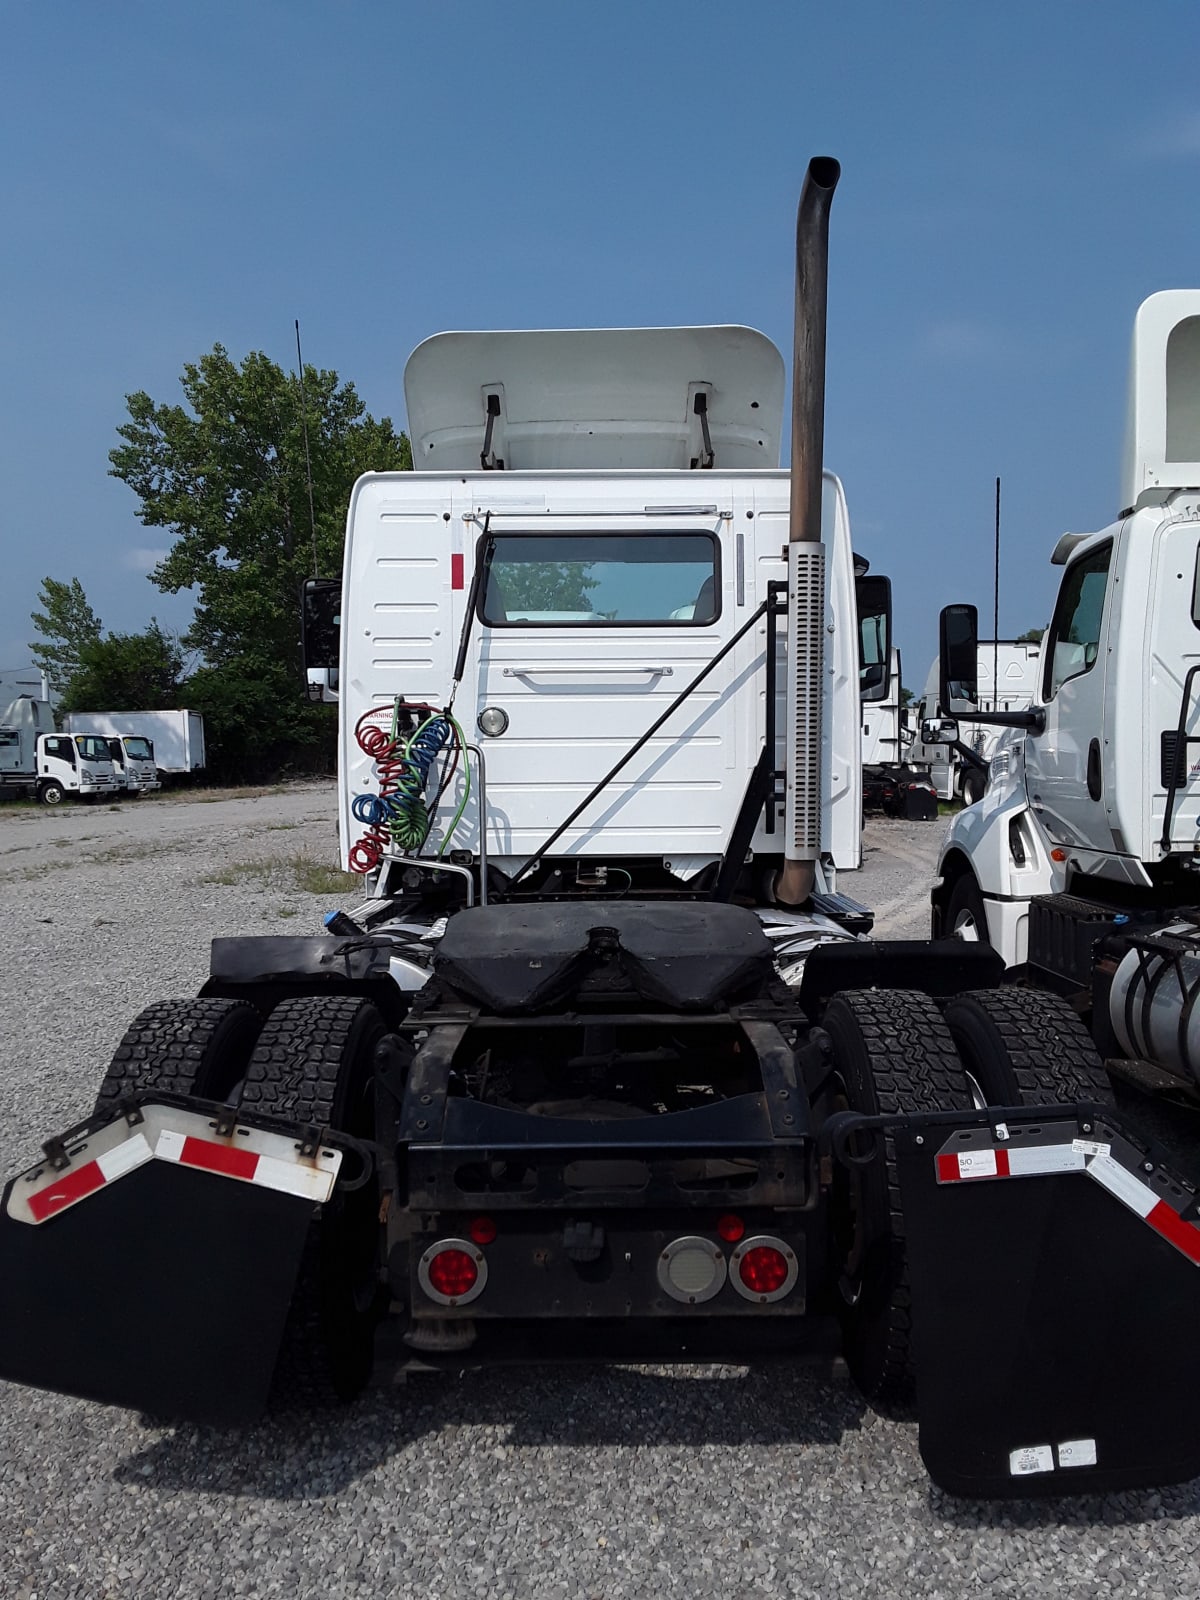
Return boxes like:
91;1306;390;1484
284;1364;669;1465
349;704;469;873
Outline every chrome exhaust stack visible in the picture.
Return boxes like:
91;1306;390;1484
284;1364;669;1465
776;157;840;907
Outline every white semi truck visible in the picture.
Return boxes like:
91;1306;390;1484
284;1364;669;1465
0;696;119;804
1;165;1199;1501
911;641;1041;804
931;291;1200;1104
859;646;936;819
62;710;204;781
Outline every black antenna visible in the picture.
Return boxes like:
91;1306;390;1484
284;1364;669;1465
993;476;1001;711
295;320;320;579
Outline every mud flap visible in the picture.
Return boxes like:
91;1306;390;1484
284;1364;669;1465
895;1110;1200;1497
0;1104;343;1425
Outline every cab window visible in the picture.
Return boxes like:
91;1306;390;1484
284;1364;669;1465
480;532;719;627
1044;543;1111;699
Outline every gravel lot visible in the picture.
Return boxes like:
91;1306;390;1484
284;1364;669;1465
0;788;1196;1598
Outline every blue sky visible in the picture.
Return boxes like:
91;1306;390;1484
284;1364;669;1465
3;0;1199;691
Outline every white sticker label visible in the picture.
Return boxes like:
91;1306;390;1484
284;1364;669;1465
1009;1444;1055;1477
1057;1438;1098;1469
1071;1139;1110;1159
956;1150;1000;1180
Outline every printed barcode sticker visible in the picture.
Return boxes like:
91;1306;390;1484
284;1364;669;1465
1009;1444;1055;1477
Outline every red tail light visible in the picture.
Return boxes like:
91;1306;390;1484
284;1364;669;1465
730;1234;798;1303
738;1245;788;1295
427;1248;478;1299
419;1238;488;1306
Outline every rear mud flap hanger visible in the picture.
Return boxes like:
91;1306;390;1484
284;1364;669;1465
827;1103;1200;1496
0;1095;372;1426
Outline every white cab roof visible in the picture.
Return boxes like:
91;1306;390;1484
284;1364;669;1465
1122;290;1200;509
403;326;784;473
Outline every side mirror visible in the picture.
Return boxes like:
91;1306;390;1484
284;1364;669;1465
921;717;960;745
856;574;893;703
939;603;978;716
302;578;342;672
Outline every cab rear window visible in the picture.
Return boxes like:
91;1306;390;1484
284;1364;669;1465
480;532;719;627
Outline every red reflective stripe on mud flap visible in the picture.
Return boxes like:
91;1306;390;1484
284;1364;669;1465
1147;1200;1200;1265
177;1138;259;1182
451;553;465;590
27;1161;106;1222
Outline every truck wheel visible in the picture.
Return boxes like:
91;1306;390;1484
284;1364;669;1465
943;987;1113;1107
823;989;973;1402
945;873;989;945
961;769;986;806
95;997;263;1113
38;780;65;806
239;995;387;1407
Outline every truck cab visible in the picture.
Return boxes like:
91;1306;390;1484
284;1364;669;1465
934;291;1200;967
0;696;119;804
321;325;868;898
103;736;160;795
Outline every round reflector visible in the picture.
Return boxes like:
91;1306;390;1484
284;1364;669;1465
656;1235;727;1304
469;1215;497;1245
730;1234;798;1303
419;1237;488;1306
717;1214;745;1242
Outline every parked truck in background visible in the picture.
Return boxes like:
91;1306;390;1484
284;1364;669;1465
931;291;1200;1112
911;640;1041;804
0;696;118;804
2;164;1200;1501
96;736;160;795
62;710;204;782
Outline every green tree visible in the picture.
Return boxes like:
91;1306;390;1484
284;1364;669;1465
495;559;600;614
29;577;102;693
1015;626;1045;642
59;621;184;713
108;345;411;777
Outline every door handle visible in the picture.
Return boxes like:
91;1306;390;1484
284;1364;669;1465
1087;738;1102;801
500;665;673;678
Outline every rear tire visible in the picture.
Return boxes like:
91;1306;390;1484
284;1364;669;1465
240;995;387;1408
943;987;1113;1107
95;998;263;1114
823;988;973;1402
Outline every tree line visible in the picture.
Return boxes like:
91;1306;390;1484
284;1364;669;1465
30;346;411;781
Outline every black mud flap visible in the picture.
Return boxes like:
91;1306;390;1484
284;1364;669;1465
0;1104;342;1424
894;1109;1200;1497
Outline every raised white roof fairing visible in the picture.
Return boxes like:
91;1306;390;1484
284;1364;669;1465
403;326;785;473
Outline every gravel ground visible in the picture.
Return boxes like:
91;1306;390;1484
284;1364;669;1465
0;788;1196;1598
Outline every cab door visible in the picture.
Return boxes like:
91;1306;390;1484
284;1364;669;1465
1023;539;1114;851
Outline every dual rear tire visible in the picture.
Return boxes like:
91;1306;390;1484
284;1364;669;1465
823;983;1111;1404
97;992;388;1409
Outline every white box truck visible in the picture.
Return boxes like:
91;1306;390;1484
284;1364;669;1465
62;710;205;782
